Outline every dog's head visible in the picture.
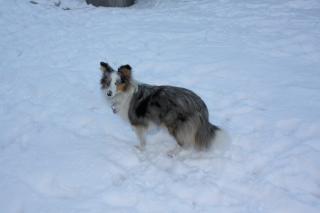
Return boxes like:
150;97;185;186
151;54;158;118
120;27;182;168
100;61;132;98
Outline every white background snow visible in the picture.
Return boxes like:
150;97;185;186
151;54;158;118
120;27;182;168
1;0;320;212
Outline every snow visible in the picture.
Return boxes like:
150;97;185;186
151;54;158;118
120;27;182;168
1;0;320;212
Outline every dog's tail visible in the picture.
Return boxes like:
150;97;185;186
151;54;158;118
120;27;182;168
195;122;230;150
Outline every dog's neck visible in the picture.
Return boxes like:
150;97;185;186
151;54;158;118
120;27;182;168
111;80;138;121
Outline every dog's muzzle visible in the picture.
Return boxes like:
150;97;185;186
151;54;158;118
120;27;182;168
107;91;112;96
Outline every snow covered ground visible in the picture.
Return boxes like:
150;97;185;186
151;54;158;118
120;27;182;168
1;0;320;212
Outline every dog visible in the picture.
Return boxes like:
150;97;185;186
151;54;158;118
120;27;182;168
100;61;223;156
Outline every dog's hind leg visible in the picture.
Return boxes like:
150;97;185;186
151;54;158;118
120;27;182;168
134;126;147;151
167;123;194;157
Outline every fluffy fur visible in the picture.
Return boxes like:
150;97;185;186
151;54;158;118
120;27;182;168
100;62;221;155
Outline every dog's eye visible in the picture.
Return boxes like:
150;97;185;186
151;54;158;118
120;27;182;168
115;80;121;85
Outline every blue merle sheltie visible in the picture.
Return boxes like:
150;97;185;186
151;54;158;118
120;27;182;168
100;61;224;156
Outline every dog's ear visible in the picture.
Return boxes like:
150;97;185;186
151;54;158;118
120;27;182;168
100;62;113;73
118;64;132;82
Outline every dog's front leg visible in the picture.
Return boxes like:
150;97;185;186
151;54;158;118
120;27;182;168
134;126;147;151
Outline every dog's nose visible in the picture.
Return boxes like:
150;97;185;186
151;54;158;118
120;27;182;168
107;91;112;96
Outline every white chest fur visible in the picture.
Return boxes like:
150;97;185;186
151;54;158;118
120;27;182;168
111;86;135;121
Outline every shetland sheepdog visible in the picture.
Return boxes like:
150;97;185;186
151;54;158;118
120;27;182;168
100;62;224;156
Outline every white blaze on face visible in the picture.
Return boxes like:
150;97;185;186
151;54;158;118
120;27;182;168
107;72;120;97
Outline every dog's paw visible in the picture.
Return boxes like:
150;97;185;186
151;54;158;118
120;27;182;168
167;149;177;158
135;144;145;152
167;146;182;158
167;152;175;158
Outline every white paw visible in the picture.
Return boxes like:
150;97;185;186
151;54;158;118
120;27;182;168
167;150;177;158
135;144;145;151
167;146;182;158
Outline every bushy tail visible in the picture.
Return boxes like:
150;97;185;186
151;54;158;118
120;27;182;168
195;122;220;150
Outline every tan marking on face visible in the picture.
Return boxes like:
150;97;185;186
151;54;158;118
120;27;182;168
116;83;127;92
